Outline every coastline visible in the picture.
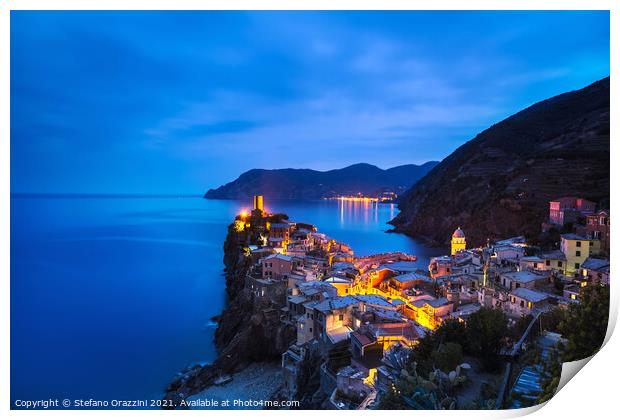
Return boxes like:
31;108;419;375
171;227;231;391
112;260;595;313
163;214;295;408
185;362;282;410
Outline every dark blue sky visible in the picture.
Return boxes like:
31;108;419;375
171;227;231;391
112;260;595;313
11;11;609;194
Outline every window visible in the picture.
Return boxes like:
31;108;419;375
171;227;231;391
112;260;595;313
527;302;533;309
576;251;581;257
309;328;312;333
576;241;581;247
558;261;563;268
575;263;580;269
338;314;344;321
520;300;524;308
546;260;551;266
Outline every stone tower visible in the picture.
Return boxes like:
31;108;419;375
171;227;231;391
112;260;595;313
253;195;264;212
252;195;265;218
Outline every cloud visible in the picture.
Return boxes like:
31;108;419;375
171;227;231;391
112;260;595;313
10;11;610;193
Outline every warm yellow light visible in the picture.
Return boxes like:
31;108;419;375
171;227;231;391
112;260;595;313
240;210;249;218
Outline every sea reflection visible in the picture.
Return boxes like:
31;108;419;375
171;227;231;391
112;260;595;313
338;199;394;228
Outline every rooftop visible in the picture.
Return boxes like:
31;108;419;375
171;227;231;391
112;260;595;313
503;270;548;283
354;294;393;308
393;271;433;284
379;261;419;273
369;323;423;341
540;250;567;261
582;257;610;271
452;227;465;238
315;296;359;313
263;253;293;262
326;325;352;344
270;223;291;228
323;276;353;284
510;287;548;303
351;331;375;347
561;233;589;241
520;256;545;263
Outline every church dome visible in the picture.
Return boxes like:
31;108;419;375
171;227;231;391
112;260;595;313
452;227;465;238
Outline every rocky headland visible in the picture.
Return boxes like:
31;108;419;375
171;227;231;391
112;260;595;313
162;214;296;408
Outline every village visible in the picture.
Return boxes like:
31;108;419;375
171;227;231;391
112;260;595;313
229;195;610;409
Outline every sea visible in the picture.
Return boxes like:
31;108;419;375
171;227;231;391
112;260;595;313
10;195;447;408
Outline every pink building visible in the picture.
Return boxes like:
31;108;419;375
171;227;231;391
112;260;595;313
549;197;596;226
262;253;295;280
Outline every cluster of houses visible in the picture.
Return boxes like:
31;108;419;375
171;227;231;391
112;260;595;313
235;195;610;409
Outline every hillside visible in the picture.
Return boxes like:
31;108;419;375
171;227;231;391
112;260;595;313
204;162;438;200
390;77;610;247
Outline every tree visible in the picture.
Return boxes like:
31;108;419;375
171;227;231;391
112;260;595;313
507;314;534;341
464;308;508;371
558;284;609;361
407;319;467;376
431;342;463;372
539;306;565;333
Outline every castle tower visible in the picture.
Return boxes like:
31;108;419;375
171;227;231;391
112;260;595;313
451;227;466;255
253;195;264;212
251;195;265;218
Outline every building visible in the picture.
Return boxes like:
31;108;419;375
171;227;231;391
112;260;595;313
270;222;292;242
519;256;546;271
493;244;526;263
581;257;610;285
428;256;453;278
508;288;548;317
560;234;600;274
407;297;454;330
324;276;355;296
584;209;610;256
252;194;265;218
262;253;295;280
451;227;466;256
387;271;433;294
499;270;549;291
548;197;596;226
540;250;567;273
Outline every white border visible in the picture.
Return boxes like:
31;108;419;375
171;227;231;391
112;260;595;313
2;1;617;419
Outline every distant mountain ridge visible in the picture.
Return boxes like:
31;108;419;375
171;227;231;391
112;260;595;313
204;162;438;200
390;77;610;246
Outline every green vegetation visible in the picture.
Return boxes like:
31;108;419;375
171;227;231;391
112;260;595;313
535;285;609;404
464;308;508;371
558;284;610;361
381;309;509;409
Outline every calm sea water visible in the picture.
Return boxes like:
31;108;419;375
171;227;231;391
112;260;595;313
10;196;446;407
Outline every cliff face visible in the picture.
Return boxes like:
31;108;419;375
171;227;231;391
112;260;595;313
214;223;296;367
164;219;295;407
390;77;610;247
204;162;438;200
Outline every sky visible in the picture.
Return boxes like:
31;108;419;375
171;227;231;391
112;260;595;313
11;11;610;194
